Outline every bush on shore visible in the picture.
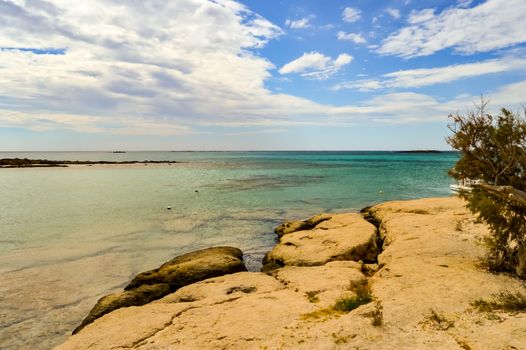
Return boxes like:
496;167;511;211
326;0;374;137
447;99;526;276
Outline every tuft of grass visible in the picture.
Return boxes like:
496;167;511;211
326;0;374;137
333;295;372;312
370;302;383;327
334;280;373;312
425;309;454;330
472;291;526;313
331;332;352;344
454;338;472;350
300;307;336;320
305;291;320;303
301;279;374;320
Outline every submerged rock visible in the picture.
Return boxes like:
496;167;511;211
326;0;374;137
73;246;246;334
274;213;332;237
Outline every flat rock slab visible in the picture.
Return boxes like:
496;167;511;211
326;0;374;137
73;246;246;334
272;261;365;307
263;213;377;270
56;272;316;350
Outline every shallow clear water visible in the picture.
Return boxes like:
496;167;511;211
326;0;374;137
0;151;457;349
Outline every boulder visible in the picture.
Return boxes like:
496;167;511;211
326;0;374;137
73;246;246;334
274;213;332;237
125;246;246;290
263;213;378;271
72;283;170;334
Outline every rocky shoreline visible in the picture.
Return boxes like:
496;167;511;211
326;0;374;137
0;158;180;168
57;197;526;349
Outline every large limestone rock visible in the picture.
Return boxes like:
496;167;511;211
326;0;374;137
274;213;332;237
73;246;246;334
263;213;378;271
56;272;316;350
125;246;246;290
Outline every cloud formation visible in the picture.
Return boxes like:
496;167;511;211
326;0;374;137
0;0;525;143
342;7;361;23
378;0;526;57
386;8;401;19
337;31;367;44
333;55;526;91
0;0;287;134
285;16;312;29
279;52;353;80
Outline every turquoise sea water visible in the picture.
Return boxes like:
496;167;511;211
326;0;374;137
0;151;457;349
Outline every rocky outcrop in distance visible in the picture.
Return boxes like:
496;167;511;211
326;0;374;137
0;158;181;168
58;197;526;350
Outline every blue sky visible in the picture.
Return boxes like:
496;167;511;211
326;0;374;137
1;0;526;150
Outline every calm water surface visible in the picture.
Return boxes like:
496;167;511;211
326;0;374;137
0;151;457;349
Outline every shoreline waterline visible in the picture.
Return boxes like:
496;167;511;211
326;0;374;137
0;151;457;349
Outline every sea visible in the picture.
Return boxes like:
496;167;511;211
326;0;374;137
0;151;458;349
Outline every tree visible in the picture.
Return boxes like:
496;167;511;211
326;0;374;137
447;99;526;276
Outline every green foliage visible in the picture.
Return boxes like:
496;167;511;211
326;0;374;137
300;280;373;320
447;101;526;273
333;280;373;312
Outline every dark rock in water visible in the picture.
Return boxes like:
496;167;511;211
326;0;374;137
73;246;246;334
125;246;246;290
72;283;170;334
0;158;181;168
274;213;332;238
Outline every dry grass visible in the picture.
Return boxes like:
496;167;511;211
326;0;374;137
424;309;454;330
305;291;320;303
301;280;373;320
472;291;526;314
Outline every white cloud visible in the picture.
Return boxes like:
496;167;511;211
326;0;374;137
285;16;312;29
0;0;290;133
334;79;383;91
457;0;474;8
386;8;401;19
333;55;526;91
407;8;435;24
0;0;524;138
337;31;367;44
342;7;361;23
279;52;353;80
378;0;526;57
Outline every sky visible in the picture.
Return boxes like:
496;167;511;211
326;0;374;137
1;0;526;151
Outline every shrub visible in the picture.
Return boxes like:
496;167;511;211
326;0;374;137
447;100;526;274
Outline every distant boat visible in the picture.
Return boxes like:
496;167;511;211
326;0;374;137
450;178;483;193
112;151;126;153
